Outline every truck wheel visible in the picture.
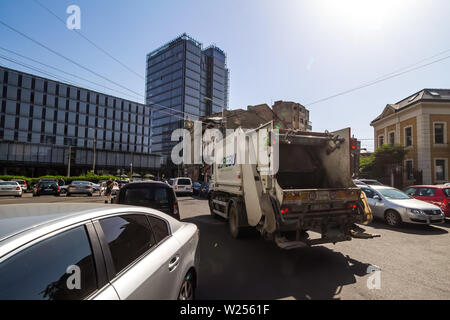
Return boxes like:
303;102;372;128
228;200;246;239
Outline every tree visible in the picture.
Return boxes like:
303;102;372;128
360;144;408;179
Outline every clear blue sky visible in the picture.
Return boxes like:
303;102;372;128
1;0;450;151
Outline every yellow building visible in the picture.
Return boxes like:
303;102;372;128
371;89;450;185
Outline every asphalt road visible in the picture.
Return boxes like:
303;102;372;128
1;193;449;300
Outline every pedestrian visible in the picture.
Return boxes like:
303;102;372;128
105;178;113;204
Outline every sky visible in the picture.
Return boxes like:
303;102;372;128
1;0;450;151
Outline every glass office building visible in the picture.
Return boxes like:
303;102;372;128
146;33;229;160
0;65;161;177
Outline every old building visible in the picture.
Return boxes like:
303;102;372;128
371;89;450;185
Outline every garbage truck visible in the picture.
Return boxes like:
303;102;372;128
207;122;377;249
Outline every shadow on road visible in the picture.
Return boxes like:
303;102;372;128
369;219;449;235
184;215;374;300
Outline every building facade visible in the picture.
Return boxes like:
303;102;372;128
146;33;229;161
0;66;161;177
371;89;450;185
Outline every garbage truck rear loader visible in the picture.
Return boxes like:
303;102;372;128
208;122;377;249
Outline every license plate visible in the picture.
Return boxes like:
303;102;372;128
45;188;52;191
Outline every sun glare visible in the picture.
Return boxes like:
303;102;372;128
320;0;413;31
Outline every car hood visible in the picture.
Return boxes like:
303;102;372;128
388;198;441;210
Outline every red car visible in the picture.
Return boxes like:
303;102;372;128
404;185;450;218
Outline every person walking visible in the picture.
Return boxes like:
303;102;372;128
105;178;113;204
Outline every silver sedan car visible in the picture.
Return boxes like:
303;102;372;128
360;185;445;227
0;203;199;300
0;181;22;197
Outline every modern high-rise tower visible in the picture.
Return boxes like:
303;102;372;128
146;33;229;160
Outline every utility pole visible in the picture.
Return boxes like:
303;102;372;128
92;134;96;173
67;145;72;177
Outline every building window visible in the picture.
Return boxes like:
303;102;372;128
405;160;414;180
404;126;413;147
434;122;446;145
378;135;384;147
435;159;447;182
389;132;395;145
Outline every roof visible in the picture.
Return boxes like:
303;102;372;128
0;203;110;243
371;89;450;125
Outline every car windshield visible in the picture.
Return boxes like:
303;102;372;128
378;188;411;200
177;179;191;185
72;181;89;185
121;187;170;206
443;189;450;197
41;182;55;187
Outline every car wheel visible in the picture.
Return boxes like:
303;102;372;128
178;272;195;300
385;210;402;227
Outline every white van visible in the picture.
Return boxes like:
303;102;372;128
172;177;193;195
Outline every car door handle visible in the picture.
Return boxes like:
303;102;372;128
168;255;180;272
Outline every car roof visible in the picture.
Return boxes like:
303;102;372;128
0;203;183;256
407;185;449;189
366;185;395;190
122;181;169;187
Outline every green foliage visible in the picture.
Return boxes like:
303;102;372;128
359;144;408;177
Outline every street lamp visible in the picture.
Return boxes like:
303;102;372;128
89;125;102;174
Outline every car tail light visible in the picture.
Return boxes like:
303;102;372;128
24;181;27;186
443;199;449;206
16;186;21;191
173;200;179;215
280;207;289;214
174;185;178;190
57;186;60;191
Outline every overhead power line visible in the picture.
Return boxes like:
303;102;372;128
0;47;142;101
305;53;450;107
33;0;145;80
0;19;143;98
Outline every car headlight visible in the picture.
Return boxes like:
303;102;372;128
410;209;425;216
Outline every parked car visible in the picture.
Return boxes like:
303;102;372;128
88;182;101;194
67;181;93;197
359;185;445;227
172;177;193;196
359;179;384;186
404;185;450;218
0;203;199;300
0;181;22;198
199;182;210;198
59;185;69;194
11;179;27;193
115;182;180;220
353;179;368;186
192;182;202;196
33;181;60;197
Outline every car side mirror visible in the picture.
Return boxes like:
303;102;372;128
373;195;381;200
